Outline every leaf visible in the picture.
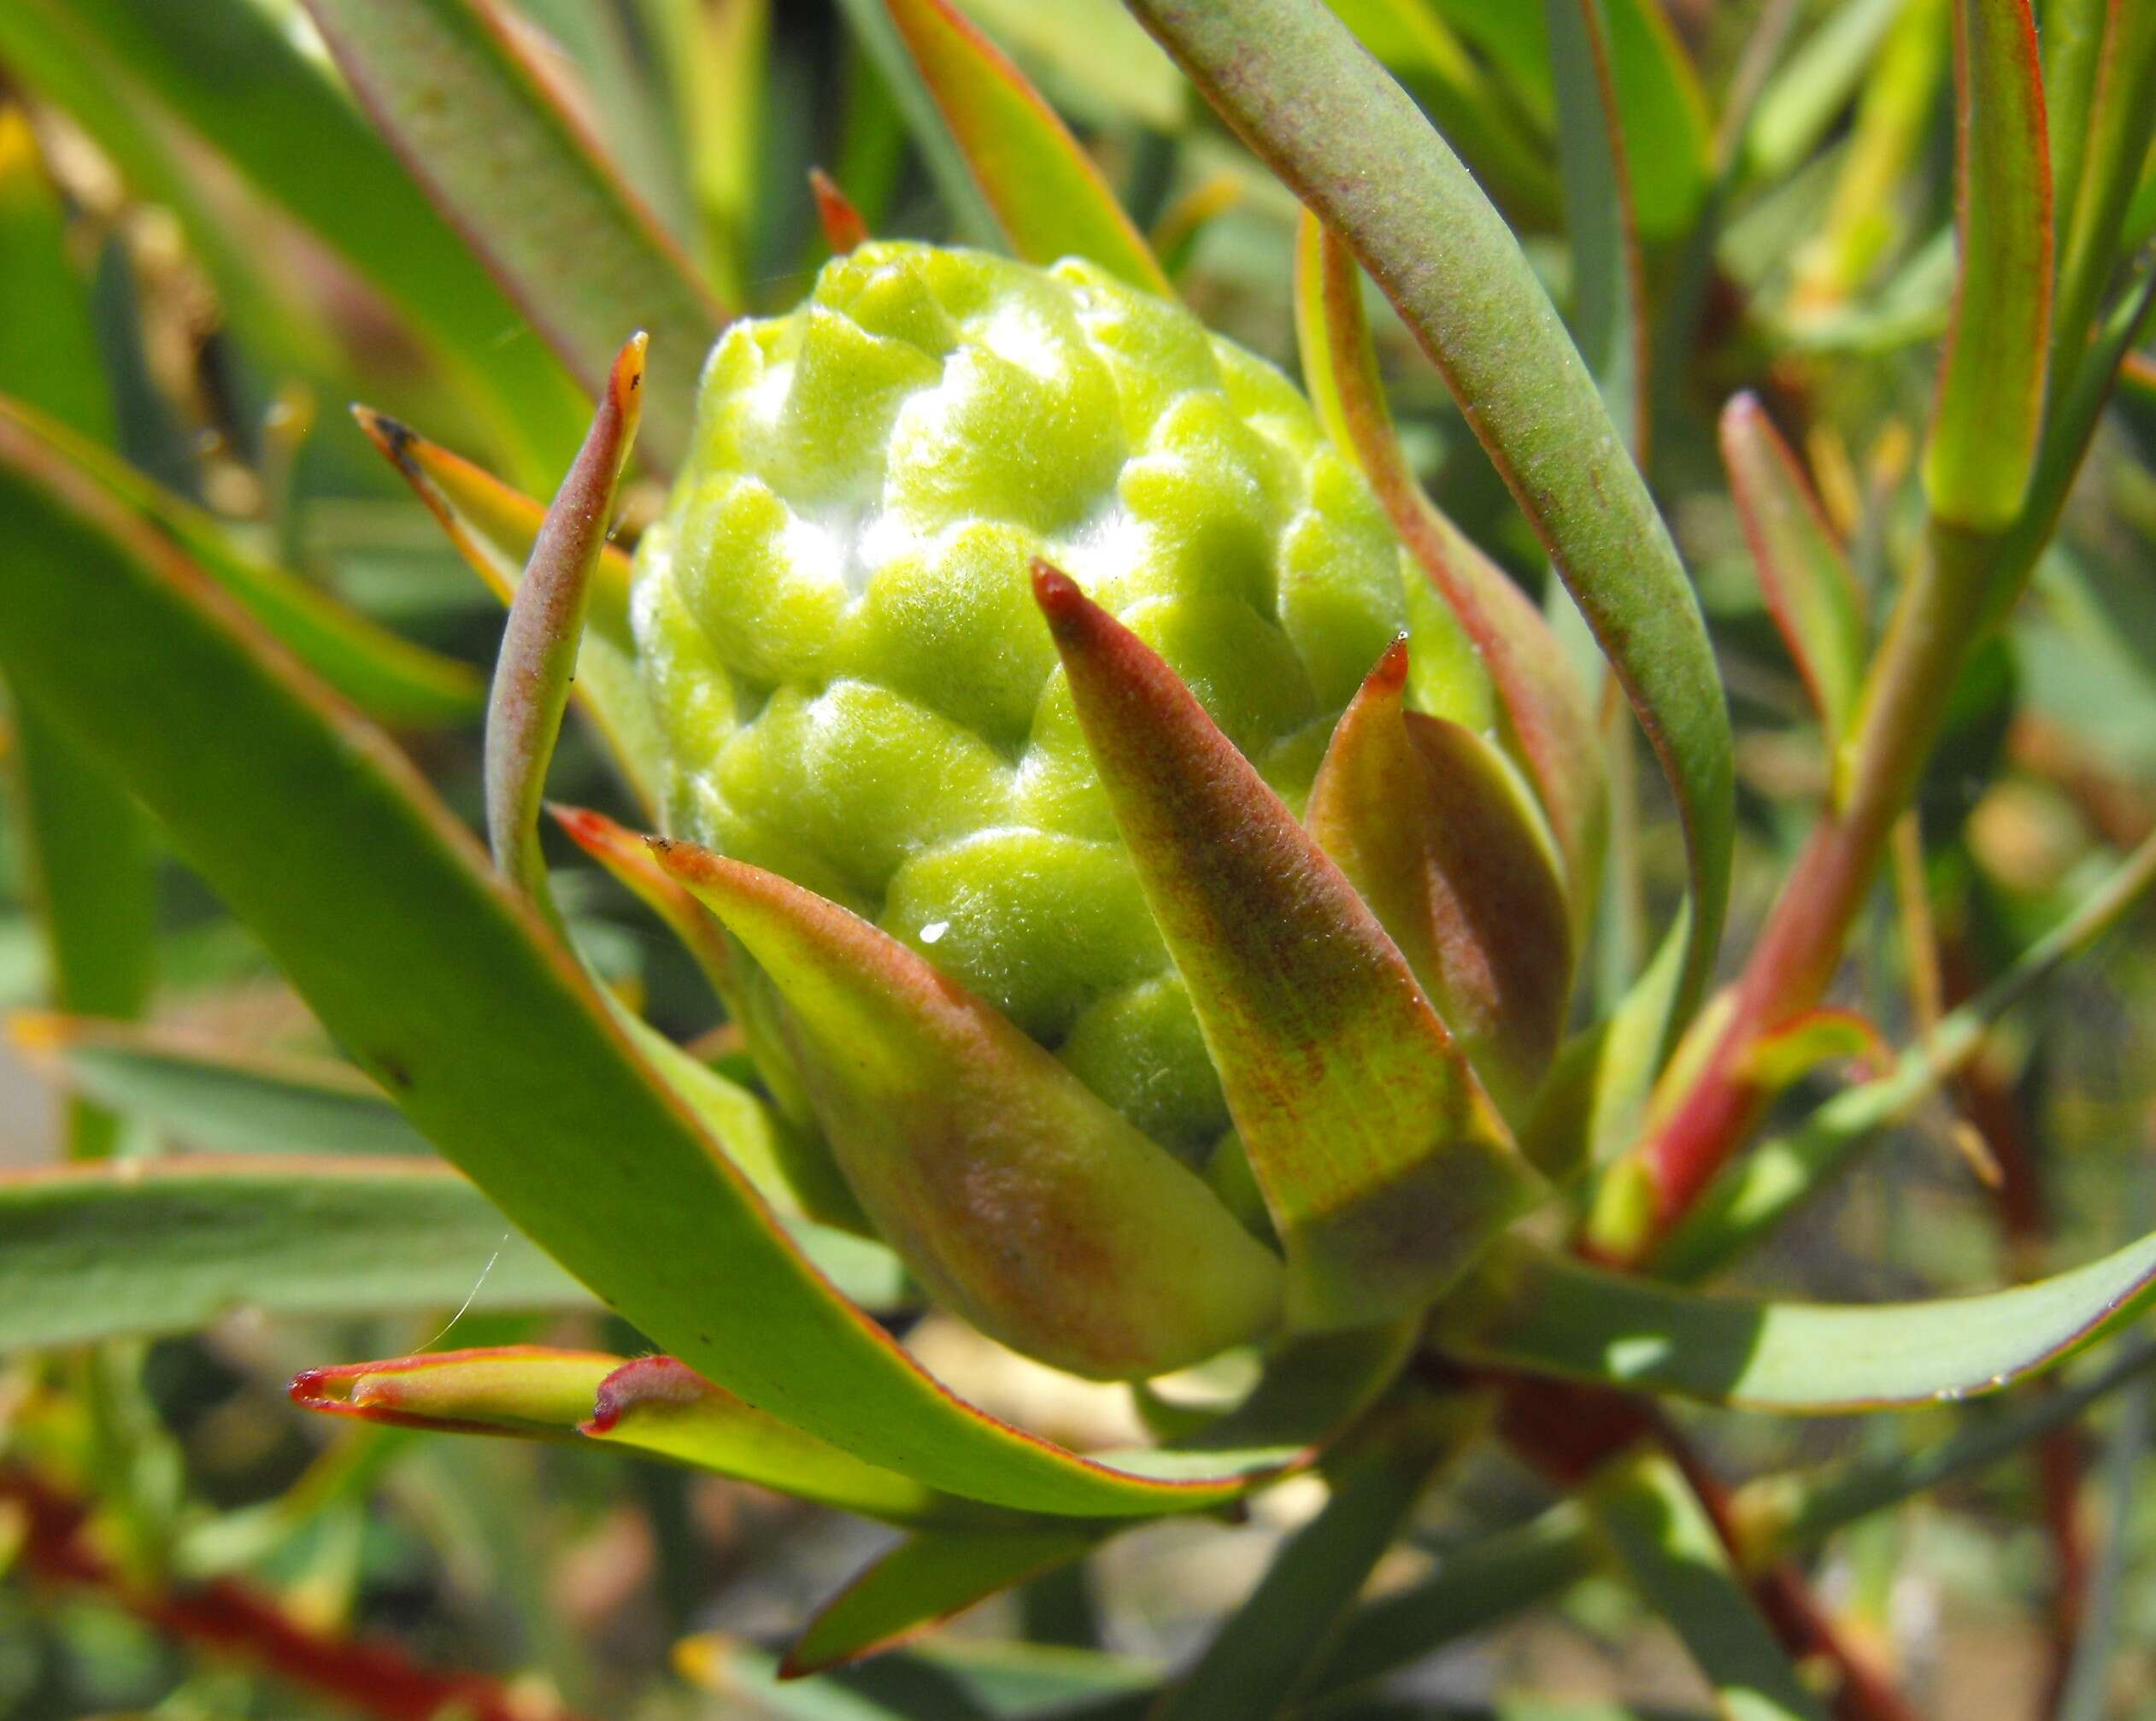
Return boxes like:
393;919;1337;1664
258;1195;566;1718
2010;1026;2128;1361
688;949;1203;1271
354;407;661;811
1144;0;1730;1025
1152;1397;1477;1721
1545;0;1648;458
1597;0;1712;245
1720;393;1870;750
1034;565;1542;1330
0;1156;588;1350
1584;1449;1830;1721
785;1527;1107;1675
696;1636;1154;1720
830;0;1002;247
1743;0;1906;181
650;837;1285;1380
299;0;726;470
0;407;1389;1518
1292;214;1605;908
1;396;485;730
485;332;644;908
1654;822;2156;1281
0;0;586;483
9;1014;428;1160
293;1349;990;1528
811;166;872;255
882;0;1172;296
1442;1231;2156;1412
1305;643;1574;1119
1736;1007;1887;1093
1922;0;2052;532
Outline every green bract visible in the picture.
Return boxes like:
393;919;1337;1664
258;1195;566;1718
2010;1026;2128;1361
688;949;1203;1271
633;241;1471;1163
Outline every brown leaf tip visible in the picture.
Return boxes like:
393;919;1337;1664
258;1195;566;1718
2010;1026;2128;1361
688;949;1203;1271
584;1354;708;1434
350;403;420;477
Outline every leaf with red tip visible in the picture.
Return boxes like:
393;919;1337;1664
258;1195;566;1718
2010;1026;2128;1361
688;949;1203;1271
292;1348;985;1526
354;406;660;814
486;332;645;909
1293;215;1604;911
1740;1007;1889;1093
1306;643;1574;1120
649;838;1284;1381
1721;394;1869;751
810;167;872;254
1032;564;1542;1330
882;0;1172;296
786;1525;1104;1677
549;803;734;997
299;0;726;469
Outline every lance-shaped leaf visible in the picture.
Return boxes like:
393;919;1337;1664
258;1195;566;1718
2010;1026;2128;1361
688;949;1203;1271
1584;1449;1830;1721
10;1013;428;1159
881;0;1172;297
1153;1396;1476;1721
1306;643;1574;1120
300;0;725;469
0;403;1392;1518
355;408;660;812
1923;0;2052;532
650;837;1284;1380
0;1156;589;1350
293;1349;989;1527
1441;1231;2156;1412
1721;393;1870;751
786;1526;1107;1676
2;397;482;730
1140;0;1730;1025
1034;565;1542;1330
485;332;644;909
1293;214;1603;911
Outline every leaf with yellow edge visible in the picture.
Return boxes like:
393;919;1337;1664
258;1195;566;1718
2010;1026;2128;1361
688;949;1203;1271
354;406;661;814
1306;643;1573;1121
1033;563;1542;1331
883;0;1172;296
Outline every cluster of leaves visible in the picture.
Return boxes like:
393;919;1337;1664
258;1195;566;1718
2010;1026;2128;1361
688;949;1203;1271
2;1;2156;1718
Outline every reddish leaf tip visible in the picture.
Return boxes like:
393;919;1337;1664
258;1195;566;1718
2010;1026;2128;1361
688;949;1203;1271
1029;557;1088;627
809;167;871;254
1367;636;1410;694
582;1354;708;1435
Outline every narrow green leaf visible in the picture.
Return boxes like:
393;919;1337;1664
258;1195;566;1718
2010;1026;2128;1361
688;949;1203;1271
0;1156;588;1350
0;409;1390;1518
1306;643;1574;1120
1655;820;2156;1281
354;407;661;812
1721;394;1870;749
485;333;645;910
1585;1449;1830;1721
883;0;1172;295
300;0;726;469
651;837;1285;1381
1546;0;1648;457
1153;1398;1475;1721
1442;1231;2156;1412
0;0;587;483
9;1014;427;1160
1293;214;1605;907
637;0;768;302
1135;0;1730;1027
1922;0;2053;532
1598;0;1712;244
2;397;484;729
829;0;1002;246
786;1527;1106;1675
1035;565;1542;1330
1744;0;1906;182
294;1348;988;1528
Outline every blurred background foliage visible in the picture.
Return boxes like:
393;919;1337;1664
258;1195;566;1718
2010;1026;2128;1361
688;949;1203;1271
1;0;2154;1716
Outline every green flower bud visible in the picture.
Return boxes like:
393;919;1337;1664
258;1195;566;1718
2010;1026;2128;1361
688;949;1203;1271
633;242;1476;1163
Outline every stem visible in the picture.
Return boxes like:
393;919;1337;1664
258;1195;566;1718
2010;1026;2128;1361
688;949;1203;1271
0;1465;584;1721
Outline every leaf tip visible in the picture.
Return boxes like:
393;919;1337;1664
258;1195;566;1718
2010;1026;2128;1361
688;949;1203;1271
809;167;871;254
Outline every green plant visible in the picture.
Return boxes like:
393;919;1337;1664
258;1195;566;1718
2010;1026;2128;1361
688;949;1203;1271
2;2;2155;1718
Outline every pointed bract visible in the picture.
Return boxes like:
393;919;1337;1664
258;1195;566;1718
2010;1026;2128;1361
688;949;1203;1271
649;837;1284;1379
1307;644;1574;1119
1032;564;1542;1330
